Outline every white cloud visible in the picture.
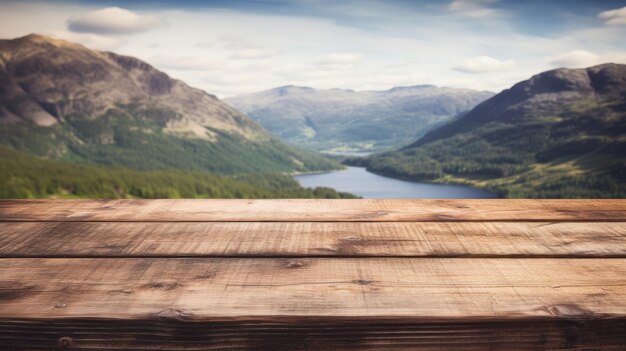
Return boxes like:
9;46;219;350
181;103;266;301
68;7;163;35
447;0;498;17
218;34;266;50
1;1;625;97
315;53;363;65
217;34;276;60
229;48;278;60
195;42;215;49
599;6;626;25
602;52;626;64
547;50;599;68
453;56;515;73
149;55;224;71
48;30;126;51
547;50;626;68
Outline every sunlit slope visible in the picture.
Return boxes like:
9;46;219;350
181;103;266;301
0;34;339;174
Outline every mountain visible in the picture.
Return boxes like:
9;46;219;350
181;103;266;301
0;34;338;174
0;146;356;199
226;85;493;153
350;63;626;198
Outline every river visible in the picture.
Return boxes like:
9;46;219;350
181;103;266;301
294;166;497;199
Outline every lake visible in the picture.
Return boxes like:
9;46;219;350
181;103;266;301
294;166;497;199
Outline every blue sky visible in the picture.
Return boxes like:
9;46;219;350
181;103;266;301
1;0;625;96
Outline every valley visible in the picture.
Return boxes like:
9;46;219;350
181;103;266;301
227;85;493;153
2;3;626;350
0;34;623;199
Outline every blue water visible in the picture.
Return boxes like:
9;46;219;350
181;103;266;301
295;166;497;199
321;151;373;157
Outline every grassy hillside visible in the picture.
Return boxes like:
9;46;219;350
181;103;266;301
0;34;340;175
0;109;340;174
0;147;356;199
349;64;626;198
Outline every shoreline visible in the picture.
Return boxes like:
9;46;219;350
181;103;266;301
363;168;502;198
289;165;346;177
294;165;501;198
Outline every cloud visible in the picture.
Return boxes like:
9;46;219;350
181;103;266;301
599;6;626;25
218;34;266;50
603;52;626;64
194;42;215;49
316;53;363;65
547;50;599;68
310;53;364;71
150;55;224;71
217;35;277;60
229;48;278;60
6;0;620;97
48;30;126;50
67;7;163;35
447;0;498;17
547;50;626;68
453;56;515;73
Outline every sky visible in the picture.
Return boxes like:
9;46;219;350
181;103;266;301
1;0;626;97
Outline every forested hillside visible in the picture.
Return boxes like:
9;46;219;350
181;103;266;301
0;147;356;199
350;64;626;198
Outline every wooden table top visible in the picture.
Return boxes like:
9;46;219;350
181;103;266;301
1;199;625;350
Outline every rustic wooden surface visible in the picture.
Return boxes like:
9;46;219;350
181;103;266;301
2;257;626;319
0;199;625;350
1;221;625;258
2;199;626;222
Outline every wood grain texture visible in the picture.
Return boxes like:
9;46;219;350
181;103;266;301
2;318;625;350
1;199;625;349
1;221;625;258
1;199;626;222
1;258;625;319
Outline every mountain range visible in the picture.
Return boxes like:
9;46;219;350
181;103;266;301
226;85;493;153
350;63;626;198
0;34;337;175
2;34;623;199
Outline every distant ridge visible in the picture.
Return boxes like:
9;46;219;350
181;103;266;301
226;84;493;152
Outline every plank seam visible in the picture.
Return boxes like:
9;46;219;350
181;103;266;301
2;255;626;259
2;219;626;223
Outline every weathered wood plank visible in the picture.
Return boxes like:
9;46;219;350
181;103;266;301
2;318;625;350
1;199;625;222
1;222;624;257
1;258;624;319
2;199;624;349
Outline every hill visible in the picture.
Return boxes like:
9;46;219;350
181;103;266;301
350;64;626;198
226;85;493;153
0;34;338;174
0;146;356;199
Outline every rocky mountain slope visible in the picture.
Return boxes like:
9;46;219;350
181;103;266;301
0;34;338;174
226;85;493;153
351;63;626;198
